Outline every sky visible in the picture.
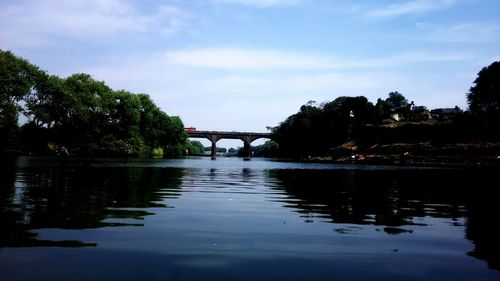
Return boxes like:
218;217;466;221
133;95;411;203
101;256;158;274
1;0;500;148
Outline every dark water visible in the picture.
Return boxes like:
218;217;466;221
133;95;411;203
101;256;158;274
1;156;499;281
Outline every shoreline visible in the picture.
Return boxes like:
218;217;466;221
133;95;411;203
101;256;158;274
4;143;500;168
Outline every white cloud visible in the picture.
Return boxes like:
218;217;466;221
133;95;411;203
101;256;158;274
366;0;457;19
165;47;474;70
209;0;303;7
350;51;475;68
425;22;500;43
165;48;333;70
4;0;135;34
154;6;195;36
195;73;400;99
53;48;473;134
0;0;193;49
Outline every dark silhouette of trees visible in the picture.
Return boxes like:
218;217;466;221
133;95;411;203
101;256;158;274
271;96;376;157
251;140;280;157
386;91;409;117
271;101;325;158
270;62;500;159
467;61;500;125
373;91;410;121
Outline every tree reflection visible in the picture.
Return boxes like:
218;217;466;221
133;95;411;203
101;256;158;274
269;168;467;226
465;170;500;271
0;157;184;248
269;167;500;271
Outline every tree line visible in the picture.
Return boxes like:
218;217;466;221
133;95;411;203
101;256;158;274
270;61;500;159
1;50;187;156
2;50;498;159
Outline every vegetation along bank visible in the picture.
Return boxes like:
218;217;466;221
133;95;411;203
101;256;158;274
2;50;500;163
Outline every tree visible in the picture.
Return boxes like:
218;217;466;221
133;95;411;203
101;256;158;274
321;96;375;145
138;94;160;147
252;140;279;157
1;51;189;156
271;96;376;158
162;116;187;147
112;90;141;139
383;91;409;120
60;73;114;145
467;61;500;124
0;50;40;104
0;50;42;148
271;101;325;157
24;74;68;128
186;140;204;155
375;98;391;122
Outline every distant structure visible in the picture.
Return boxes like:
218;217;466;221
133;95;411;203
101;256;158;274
430;107;463;121
185;128;271;159
410;106;431;121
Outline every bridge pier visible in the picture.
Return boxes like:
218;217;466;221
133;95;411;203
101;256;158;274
209;135;221;160
211;141;217;160
243;141;251;160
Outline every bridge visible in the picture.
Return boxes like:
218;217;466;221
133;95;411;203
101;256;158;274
186;130;271;159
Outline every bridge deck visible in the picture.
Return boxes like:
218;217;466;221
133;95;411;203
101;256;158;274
186;130;271;159
187;130;270;139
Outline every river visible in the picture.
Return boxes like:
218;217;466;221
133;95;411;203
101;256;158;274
1;156;499;280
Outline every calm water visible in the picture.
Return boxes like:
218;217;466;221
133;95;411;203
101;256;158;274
1;156;499;281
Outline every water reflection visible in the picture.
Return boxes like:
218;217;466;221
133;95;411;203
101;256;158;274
1;156;499;277
269;169;467;226
268;167;500;270
466;181;500;271
0;157;183;247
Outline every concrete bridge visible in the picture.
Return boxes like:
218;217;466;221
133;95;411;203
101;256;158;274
186;130;271;159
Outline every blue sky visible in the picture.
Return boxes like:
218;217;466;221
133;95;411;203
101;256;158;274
1;0;500;148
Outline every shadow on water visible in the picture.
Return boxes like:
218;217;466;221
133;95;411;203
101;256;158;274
0;156;184;248
268;167;500;271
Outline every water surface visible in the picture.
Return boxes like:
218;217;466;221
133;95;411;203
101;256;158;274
1;156;499;280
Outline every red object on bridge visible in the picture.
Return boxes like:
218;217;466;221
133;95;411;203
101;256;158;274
185;127;196;132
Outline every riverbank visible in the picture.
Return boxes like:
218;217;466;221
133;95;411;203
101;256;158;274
309;141;500;167
4;140;500;167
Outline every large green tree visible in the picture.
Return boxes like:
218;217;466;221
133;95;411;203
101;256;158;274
252;140;279;157
186;140;205;155
1;50;187;156
111;90;141;139
0;50;42;148
24;74;70;128
62;73;114;144
136;94;187;150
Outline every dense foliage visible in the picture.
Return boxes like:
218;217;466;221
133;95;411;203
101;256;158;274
0;50;187;156
271;61;500;158
3;50;499;159
228;140;280;157
271;96;398;157
185;140;205;155
467;61;500;125
252;140;280;157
